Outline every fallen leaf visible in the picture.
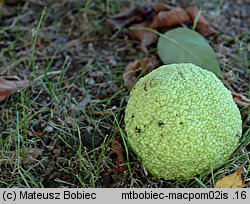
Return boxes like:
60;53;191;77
107;2;176;30
215;164;245;188
186;6;215;36
150;7;191;29
111;136;125;173
128;21;158;53
107;6;153;30
0;76;28;103
232;92;250;107
149;2;174;13
107;7;137;30
123;57;159;89
157;27;222;78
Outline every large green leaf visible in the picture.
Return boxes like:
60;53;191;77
157;27;222;78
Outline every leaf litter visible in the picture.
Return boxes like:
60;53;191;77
232;92;250;107
215;164;245;188
185;6;216;37
108;1;223;86
108;2;216;54
111;135;125;173
128;22;158;54
149;7;191;29
123;57;159;89
0;76;28;103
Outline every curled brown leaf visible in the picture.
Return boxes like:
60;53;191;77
0;76;28;103
111;136;125;173
107;3;178;31
107;7;138;30
149;2;174;13
150;7;191;29
128;21;158;54
186;6;215;36
107;6;153;30
123;57;159;89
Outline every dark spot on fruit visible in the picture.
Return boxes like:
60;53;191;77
179;121;184;125
236;133;241;137
135;126;141;133
158;121;164;127
201;134;207;139
131;115;135;119
160;133;164;138
178;72;186;80
144;85;148;91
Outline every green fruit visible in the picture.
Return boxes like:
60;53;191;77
125;63;242;180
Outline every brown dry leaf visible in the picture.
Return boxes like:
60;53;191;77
111;136;125;173
107;3;175;30
232;92;250;107
0;76;28;103
128;21;158;53
186;6;215;36
150;7;191;29
149;2;174;13
123;57;159;89
107;7;138;30
215;164;245;188
107;6;152;30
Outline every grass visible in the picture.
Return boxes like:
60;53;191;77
0;0;249;188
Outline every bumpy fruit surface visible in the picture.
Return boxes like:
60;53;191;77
125;63;242;180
